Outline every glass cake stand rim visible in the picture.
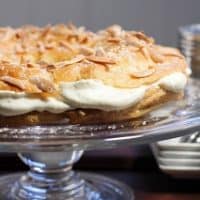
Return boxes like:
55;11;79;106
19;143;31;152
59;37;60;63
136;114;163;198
0;115;198;151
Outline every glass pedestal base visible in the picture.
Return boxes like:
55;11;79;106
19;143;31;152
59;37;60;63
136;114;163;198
0;172;134;200
0;151;134;200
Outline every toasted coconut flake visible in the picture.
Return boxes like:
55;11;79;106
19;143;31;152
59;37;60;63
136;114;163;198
0;76;26;90
86;55;116;65
130;65;156;78
30;76;55;92
55;55;85;68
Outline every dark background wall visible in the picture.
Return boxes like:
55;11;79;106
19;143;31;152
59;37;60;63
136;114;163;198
0;0;199;46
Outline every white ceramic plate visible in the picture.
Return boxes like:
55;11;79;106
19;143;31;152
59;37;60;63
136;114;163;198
158;157;200;167
159;164;200;178
156;136;200;151
159;164;200;171
151;143;200;159
159;150;200;159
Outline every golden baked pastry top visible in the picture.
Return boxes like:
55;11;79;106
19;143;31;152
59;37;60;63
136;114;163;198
0;23;187;96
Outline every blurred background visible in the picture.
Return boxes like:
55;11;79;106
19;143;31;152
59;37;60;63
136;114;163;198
0;0;200;46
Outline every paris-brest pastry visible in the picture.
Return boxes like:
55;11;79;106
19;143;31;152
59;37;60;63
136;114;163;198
0;24;188;125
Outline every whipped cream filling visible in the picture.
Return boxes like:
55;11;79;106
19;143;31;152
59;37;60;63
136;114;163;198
158;73;187;93
60;80;146;111
0;72;187;116
0;91;69;116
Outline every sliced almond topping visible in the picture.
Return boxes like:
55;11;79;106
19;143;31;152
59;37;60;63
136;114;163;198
162;52;184;59
46;64;56;71
107;37;121;43
41;24;51;37
155;47;184;59
45;44;54;50
141;47;151;60
30;76;55;92
67;22;77;30
107;25;122;37
1;60;10;64
131;31;153;43
126;35;145;48
129;46;140;52
1;28;14;41
36;61;51;69
95;47;106;57
130;66;156;78
55;55;85;68
148;48;165;63
36;41;45;53
15;44;25;54
27;63;36;68
86;55;116;65
78;34;88;44
59;41;74;52
0;76;26;90
79;46;94;56
15;31;25;39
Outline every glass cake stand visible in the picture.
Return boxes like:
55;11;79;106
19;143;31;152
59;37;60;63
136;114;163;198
0;79;199;200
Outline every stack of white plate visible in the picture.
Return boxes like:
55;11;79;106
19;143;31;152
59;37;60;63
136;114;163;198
151;136;200;178
179;24;200;78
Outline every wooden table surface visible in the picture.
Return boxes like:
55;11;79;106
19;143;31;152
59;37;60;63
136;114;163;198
0;145;200;200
